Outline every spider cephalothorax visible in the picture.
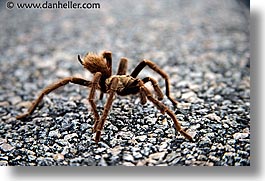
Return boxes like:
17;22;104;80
17;50;193;143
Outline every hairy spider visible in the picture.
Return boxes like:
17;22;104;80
16;51;193;143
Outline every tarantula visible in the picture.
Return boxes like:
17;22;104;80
16;51;193;143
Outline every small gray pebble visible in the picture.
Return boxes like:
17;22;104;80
0;143;14;152
123;154;134;162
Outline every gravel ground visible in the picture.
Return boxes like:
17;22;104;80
0;0;249;166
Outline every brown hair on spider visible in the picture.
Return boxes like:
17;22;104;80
78;52;111;77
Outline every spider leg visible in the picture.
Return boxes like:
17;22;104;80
89;72;102;129
117;57;128;75
102;51;112;75
139;81;193;141
16;77;92;120
99;91;104;100
139;86;147;105
142;77;163;100
98;51;112;100
131;59;179;106
94;77;119;143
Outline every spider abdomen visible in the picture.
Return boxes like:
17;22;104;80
81;52;110;76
